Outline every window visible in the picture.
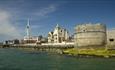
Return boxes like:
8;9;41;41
109;39;114;42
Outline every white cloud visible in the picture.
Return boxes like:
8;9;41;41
0;4;58;41
35;5;57;17
0;10;22;40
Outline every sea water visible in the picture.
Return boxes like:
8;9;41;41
0;48;115;70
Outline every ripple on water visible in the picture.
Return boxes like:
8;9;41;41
0;48;115;70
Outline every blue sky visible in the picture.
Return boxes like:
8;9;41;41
0;0;115;41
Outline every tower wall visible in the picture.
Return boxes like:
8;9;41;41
75;23;106;48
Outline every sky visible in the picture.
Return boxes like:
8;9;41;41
0;0;115;41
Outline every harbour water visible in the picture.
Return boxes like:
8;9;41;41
0;48;115;70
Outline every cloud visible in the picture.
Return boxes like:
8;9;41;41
0;10;22;40
0;3;59;41
35;5;57;17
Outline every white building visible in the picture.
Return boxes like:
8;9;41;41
48;32;54;43
48;24;69;43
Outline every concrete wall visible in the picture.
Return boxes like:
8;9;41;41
75;23;106;48
107;29;115;47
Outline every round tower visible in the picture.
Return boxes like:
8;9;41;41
75;23;106;49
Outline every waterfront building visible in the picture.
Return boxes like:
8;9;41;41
4;40;14;45
48;32;54;43
4;39;20;45
23;36;39;44
75;23;107;49
107;29;115;48
48;24;69;43
69;34;75;42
